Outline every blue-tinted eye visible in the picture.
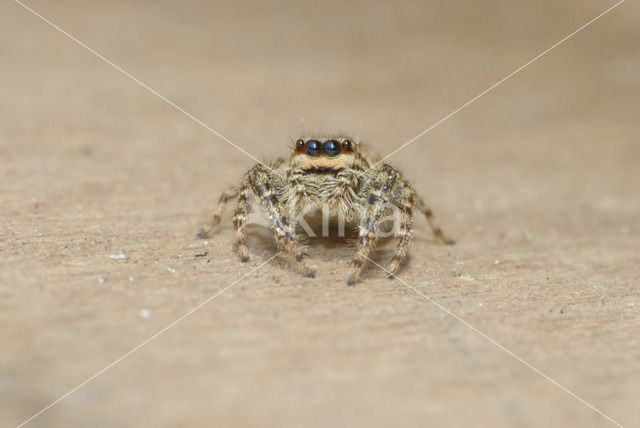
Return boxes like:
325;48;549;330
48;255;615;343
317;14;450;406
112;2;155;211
305;140;322;156
296;139;304;149
324;140;340;157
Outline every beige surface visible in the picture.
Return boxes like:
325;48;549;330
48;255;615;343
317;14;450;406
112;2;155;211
1;1;639;427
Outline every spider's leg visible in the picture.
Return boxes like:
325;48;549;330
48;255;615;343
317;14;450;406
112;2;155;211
347;164;398;285
387;182;415;278
197;184;240;239
232;185;252;262
416;195;455;245
248;164;315;277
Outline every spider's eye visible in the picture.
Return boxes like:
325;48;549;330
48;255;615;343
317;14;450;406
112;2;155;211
341;139;352;150
295;139;305;149
323;140;340;157
305;140;322;157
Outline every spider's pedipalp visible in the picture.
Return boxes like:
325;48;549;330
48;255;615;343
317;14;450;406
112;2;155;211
286;167;313;212
327;170;358;211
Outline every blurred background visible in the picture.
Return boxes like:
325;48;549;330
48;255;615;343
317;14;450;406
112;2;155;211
1;1;638;427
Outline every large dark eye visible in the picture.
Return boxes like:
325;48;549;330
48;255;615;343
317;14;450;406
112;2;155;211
296;139;305;149
305;140;322;156
342;139;352;150
324;140;340;157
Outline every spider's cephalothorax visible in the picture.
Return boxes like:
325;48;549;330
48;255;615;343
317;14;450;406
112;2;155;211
198;137;454;285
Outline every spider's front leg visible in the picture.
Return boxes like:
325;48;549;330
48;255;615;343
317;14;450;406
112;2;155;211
347;164;398;285
240;164;315;277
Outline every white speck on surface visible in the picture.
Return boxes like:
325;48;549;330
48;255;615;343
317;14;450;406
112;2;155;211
139;309;151;319
167;267;176;273
98;277;106;286
494;259;500;265
478;302;483;307
129;276;134;282
110;253;127;260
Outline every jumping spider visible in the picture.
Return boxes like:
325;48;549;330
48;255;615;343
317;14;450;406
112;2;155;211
198;137;454;285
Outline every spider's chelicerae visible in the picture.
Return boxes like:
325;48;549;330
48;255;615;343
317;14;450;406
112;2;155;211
198;137;454;285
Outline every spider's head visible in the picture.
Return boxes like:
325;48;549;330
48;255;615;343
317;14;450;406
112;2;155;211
290;137;359;171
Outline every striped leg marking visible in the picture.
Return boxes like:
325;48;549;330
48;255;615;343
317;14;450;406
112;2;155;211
347;165;398;285
388;184;415;278
287;168;313;212
416;195;455;245
232;185;252;262
327;171;357;209
247;165;315;277
197;185;240;239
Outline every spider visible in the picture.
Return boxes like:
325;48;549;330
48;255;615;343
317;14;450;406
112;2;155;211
198;137;454;285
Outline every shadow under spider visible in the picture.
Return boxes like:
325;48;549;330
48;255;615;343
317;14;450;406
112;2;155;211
241;215;413;280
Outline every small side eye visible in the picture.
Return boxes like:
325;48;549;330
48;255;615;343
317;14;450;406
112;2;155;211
324;140;340;157
295;139;305;149
341;139;352;150
305;140;322;156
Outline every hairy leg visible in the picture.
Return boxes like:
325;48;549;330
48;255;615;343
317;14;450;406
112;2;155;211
416;195;455;245
246;164;315;277
231;185;252;262
347;164;399;285
197;184;240;239
388;182;415;277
